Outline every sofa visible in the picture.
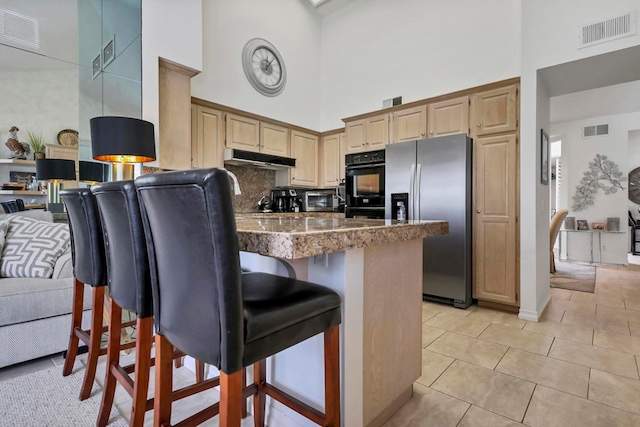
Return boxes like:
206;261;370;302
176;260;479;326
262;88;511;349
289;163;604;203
0;210;92;368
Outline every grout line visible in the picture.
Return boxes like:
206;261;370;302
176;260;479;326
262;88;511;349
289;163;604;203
455;404;472;427
546;337;555;357
493;346;511;371
521;383;537;424
560;309;566;323
591;327;595;346
636;354;640;380
587;368;591;400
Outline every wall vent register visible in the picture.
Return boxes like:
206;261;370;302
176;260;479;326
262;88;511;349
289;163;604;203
583;124;609;138
579;10;636;48
0;6;40;50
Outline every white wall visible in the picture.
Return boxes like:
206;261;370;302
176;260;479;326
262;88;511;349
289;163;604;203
319;0;521;129
520;0;640;320
191;0;322;131
0;69;79;159
141;0;203;167
553;113;639;264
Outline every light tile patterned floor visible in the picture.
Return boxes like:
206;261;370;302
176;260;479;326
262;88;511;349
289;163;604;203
384;262;640;426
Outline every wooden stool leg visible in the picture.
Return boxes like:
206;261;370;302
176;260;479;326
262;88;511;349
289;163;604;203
195;359;205;383
130;317;153;427
324;326;340;427
97;299;122;427
154;334;174;427
220;370;243;427
253;361;266;427
242;368;248;419
63;278;84;376
80;286;105;401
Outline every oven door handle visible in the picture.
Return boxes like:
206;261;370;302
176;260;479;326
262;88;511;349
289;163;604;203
345;163;385;170
409;164;415;221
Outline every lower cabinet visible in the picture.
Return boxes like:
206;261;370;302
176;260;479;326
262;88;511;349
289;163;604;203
472;134;518;306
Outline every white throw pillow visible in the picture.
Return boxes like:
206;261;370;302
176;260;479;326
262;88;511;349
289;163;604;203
0;216;70;278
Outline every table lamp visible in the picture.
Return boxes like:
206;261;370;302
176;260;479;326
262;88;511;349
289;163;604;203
90;116;156;181
35;158;76;213
79;160;110;185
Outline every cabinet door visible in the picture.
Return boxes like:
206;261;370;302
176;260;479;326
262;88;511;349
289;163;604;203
226;114;260;152
260;122;289;156
45;144;79;188
195;106;224;168
428;96;469;138
391;105;426;143
321;134;340;188
473;134;518;305
366;114;389;150
473;86;517;136
291;131;318;187
345;120;366;154
339;132;346;182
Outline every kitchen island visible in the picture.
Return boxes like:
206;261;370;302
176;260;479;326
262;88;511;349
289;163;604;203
232;216;448;427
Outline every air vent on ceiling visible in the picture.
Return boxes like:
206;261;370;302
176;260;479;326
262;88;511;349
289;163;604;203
0;7;40;50
583;124;609;138
579;10;636;48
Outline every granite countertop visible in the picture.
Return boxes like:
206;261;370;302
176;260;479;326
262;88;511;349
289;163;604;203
237;211;345;218
235;216;448;259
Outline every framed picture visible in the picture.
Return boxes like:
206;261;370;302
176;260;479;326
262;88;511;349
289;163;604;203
541;129;550;185
592;222;606;231
9;171;36;185
577;219;589;230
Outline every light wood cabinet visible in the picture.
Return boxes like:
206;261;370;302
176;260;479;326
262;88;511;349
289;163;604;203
260;122;289;157
391;105;427;143
345;114;389;154
473;134;518;305
291;130;318;187
339;132;346;182
428;96;469;138
321;133;341;187
45;144;78;188
472;85;517;137
225;114;260;151
192;105;224;169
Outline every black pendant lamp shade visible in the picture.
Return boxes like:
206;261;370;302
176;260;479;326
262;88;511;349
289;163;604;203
79;161;109;183
36;159;76;181
90;116;156;163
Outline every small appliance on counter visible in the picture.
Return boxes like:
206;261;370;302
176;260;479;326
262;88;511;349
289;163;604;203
257;195;272;213
271;188;299;212
302;189;338;212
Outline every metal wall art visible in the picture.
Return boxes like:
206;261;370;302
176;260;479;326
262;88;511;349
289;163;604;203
572;154;627;211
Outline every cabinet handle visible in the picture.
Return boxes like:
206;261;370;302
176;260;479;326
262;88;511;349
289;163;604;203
292;177;296;180
429;131;433;135
362;142;366;146
477;123;481;127
422;132;425;136
476;209;481;213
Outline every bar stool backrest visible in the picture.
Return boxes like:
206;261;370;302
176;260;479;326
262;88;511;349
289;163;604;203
91;180;153;318
60;188;107;288
135;168;243;372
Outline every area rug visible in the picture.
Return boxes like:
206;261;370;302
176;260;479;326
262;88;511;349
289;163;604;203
551;261;596;293
0;362;127;426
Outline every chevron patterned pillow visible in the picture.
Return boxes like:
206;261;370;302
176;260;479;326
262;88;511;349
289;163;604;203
0;216;70;278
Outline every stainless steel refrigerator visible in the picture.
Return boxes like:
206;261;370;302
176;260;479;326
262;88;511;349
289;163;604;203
385;133;472;308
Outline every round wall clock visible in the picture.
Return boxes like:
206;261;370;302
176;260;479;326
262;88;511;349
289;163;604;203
629;167;640;204
242;38;286;97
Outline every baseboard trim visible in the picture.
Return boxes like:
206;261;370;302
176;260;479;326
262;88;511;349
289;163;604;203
518;293;550;322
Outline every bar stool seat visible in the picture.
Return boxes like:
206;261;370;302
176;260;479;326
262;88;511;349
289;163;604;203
135;168;342;427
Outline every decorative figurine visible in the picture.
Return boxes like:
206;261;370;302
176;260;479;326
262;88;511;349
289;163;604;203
5;126;30;160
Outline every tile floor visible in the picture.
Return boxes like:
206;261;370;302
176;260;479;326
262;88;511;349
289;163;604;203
4;260;640;426
384;261;640;426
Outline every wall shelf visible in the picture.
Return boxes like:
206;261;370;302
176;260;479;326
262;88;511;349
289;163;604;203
0;190;43;195
0;159;36;166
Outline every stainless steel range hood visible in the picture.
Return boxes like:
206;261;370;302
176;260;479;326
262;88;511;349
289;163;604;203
223;148;296;169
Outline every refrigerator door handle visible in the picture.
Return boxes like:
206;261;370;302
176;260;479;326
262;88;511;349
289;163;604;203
416;163;422;221
409;163;415;221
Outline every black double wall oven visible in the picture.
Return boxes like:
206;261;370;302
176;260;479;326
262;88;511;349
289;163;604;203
345;149;385;219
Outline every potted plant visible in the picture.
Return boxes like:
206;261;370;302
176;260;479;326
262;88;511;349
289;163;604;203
27;131;46;159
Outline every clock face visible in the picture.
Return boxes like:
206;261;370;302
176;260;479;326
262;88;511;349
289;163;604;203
242;39;286;97
629;167;640;204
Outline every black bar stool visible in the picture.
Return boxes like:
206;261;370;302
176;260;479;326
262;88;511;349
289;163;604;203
135;168;342;427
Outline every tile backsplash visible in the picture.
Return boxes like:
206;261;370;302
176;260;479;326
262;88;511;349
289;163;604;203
141;164;275;213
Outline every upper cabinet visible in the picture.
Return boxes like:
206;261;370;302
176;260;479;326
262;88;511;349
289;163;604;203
321;133;342;187
226;114;260;151
472;85;517;137
391;105;427;143
428;96;469;138
345;113;389;154
260;123;290;157
192;105;224;169
291;131;319;187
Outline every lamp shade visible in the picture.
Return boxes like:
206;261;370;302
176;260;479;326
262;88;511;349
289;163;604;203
79;161;109;183
90;116;156;163
36;159;76;181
